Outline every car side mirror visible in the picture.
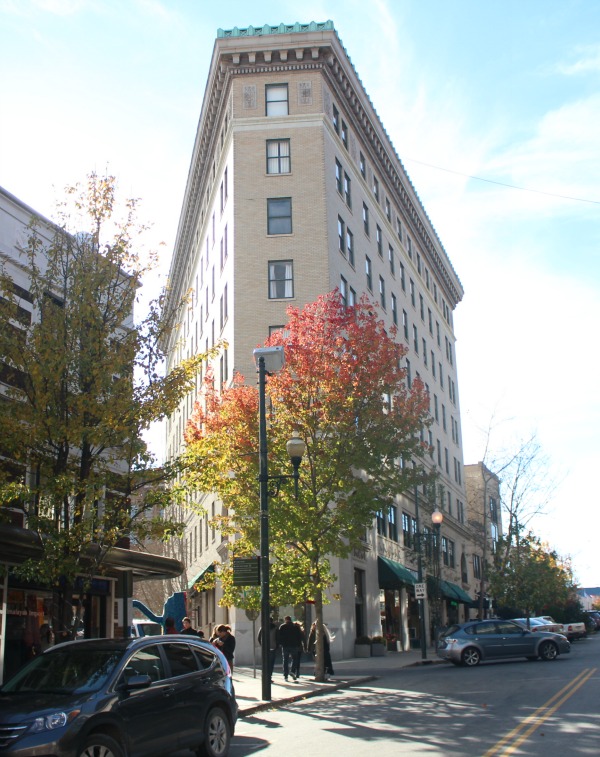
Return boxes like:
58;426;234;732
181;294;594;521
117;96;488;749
122;674;152;690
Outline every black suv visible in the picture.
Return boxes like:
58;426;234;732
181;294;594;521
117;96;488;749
0;635;237;757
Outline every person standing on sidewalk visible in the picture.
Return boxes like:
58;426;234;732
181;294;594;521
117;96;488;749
308;620;335;679
258;618;280;681
278;616;303;681
291;621;305;680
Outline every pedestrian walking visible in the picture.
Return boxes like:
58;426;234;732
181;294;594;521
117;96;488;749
291;621;305;680
211;623;236;672
258;618;280;681
278;616;303;681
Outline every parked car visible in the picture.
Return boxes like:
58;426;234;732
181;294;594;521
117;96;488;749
131;619;163;637
584;610;600;630
0;635;237;757
535;615;585;640
512;617;564;634
437;619;570;667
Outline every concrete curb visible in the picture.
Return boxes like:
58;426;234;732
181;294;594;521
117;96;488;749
239;675;377;716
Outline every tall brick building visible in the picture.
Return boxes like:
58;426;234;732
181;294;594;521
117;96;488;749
164;21;478;662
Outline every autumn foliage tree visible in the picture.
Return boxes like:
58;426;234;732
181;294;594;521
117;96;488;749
184;292;432;679
489;531;573;618
0;173;214;637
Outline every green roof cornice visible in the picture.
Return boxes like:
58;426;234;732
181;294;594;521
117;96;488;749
217;20;334;38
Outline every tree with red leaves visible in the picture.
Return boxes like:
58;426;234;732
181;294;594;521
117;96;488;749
185;292;431;679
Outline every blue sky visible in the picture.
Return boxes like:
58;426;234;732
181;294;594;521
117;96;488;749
1;0;598;586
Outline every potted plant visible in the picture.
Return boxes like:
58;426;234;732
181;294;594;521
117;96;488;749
354;635;372;658
371;635;386;656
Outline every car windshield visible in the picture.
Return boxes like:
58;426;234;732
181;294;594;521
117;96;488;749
1;647;123;695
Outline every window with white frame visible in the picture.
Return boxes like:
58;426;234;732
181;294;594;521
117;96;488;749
365;255;372;291
266;84;288;116
346;228;355;266
268;260;294;299
266;139;291;174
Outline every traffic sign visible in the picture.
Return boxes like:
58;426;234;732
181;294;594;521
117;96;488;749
415;582;427;599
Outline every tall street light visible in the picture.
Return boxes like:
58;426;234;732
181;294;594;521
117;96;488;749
414;477;444;662
254;346;305;701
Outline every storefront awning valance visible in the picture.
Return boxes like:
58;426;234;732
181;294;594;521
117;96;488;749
435;578;473;604
188;563;216;593
378;556;417;589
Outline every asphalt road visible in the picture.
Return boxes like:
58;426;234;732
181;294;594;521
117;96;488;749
230;634;600;756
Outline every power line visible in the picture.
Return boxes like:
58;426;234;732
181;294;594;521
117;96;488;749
404;158;600;206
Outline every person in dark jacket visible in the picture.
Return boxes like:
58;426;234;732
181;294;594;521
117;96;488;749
164;617;178;634
278;616;303;681
258;619;280;681
179;617;199;636
212;624;236;672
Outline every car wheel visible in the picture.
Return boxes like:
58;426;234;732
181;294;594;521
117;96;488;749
78;734;124;757
538;641;558;661
196;707;231;757
461;647;481;667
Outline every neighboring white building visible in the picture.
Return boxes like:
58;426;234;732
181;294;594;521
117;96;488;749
164;21;477;662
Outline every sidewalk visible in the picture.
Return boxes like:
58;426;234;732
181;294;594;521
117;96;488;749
234;646;441;715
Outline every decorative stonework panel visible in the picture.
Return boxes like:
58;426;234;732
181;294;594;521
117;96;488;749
323;86;332;117
297;80;312;105
243;85;257;109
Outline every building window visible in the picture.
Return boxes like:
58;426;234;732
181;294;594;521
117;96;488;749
402;309;408;340
473;554;482;579
359;151;366;178
267;197;292;234
388;505;398;541
391;293;398;325
419;294;424;321
376;225;383;257
410;279;415;307
407;236;412;259
400;262;405;291
397;217;402;242
268;260;294;299
406;358;412;388
363;202;369;236
267;139;291;173
365;255;372;291
333;104;339;133
335;158;343;193
457;500;464;523
388;244;395;275
385;197;391;221
344;172;352;208
373;176;379;202
340;275;348;306
402;512;412;547
379;276;386;310
266;84;288;116
346;228;355;266
341;120;348;148
349;286;356;306
376;509;386;536
338;216;345;254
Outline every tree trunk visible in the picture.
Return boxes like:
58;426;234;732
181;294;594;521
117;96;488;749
313;586;325;682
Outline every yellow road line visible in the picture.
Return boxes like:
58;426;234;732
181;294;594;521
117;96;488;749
483;667;597;757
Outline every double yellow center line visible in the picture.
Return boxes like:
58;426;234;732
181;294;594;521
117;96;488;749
484;667;597;756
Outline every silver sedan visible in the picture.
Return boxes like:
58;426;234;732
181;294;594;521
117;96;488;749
437;619;571;666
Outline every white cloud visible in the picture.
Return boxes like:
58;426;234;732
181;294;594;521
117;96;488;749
555;45;600;76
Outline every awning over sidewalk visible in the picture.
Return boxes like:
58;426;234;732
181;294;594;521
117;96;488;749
188;563;215;593
437;578;473;605
378;556;416;589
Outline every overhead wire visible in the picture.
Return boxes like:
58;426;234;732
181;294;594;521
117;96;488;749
404;158;600;206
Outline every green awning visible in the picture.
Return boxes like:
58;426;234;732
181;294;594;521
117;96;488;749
435;579;473;604
378;556;417;589
447;582;474;605
188;563;215;592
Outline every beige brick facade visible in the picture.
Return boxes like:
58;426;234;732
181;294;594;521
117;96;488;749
164;22;480;660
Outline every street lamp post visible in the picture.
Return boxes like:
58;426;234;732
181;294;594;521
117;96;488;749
254;346;305;702
414;478;444;661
